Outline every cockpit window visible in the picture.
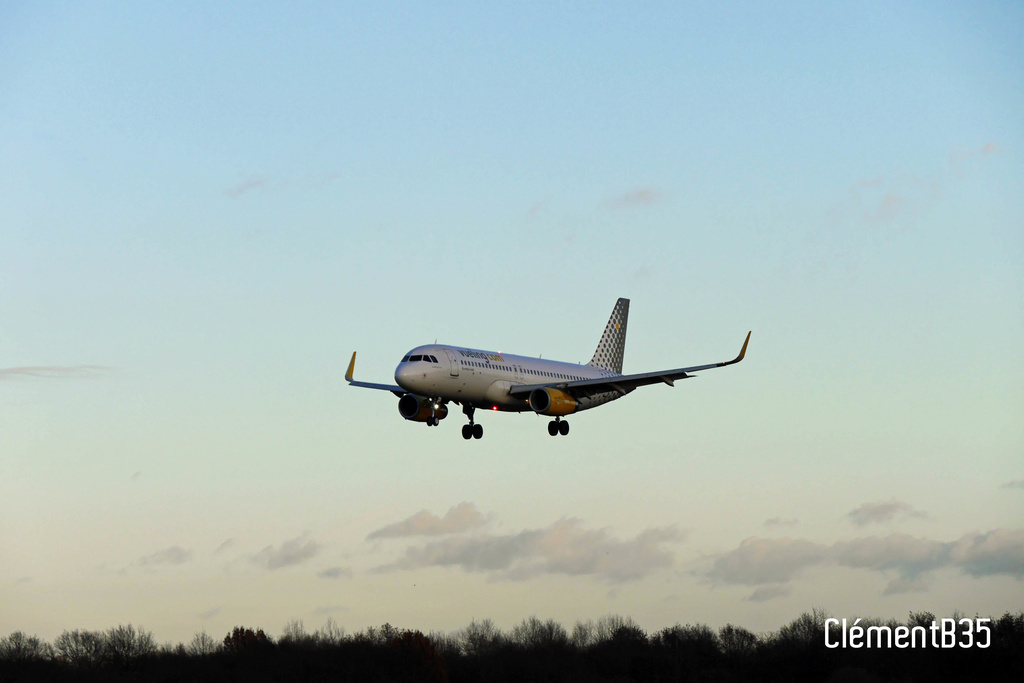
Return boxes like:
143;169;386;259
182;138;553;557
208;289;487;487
409;354;423;362
402;356;410;362
429;355;438;363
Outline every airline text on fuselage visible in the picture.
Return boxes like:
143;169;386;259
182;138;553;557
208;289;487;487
457;349;505;363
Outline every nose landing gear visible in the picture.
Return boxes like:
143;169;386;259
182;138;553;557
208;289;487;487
547;418;570;436
461;405;483;440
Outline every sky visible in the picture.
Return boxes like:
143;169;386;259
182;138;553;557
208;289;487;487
2;1;1022;645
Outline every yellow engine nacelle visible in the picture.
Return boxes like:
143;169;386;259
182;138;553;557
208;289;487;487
528;388;578;416
398;394;448;422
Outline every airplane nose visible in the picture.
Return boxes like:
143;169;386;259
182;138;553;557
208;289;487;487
394;364;417;391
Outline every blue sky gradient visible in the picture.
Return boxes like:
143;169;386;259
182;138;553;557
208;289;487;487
2;2;1022;642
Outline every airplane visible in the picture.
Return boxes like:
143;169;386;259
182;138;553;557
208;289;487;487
346;298;750;440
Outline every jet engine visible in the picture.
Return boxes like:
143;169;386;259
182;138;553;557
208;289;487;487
398;394;448;422
528;388;578;416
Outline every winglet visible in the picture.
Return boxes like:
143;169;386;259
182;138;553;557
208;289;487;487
717;331;751;367
736;331;751;363
346;351;357;382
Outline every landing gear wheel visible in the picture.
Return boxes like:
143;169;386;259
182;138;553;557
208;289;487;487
472;423;483;439
558;420;569;436
548;420;558;436
462;424;472;439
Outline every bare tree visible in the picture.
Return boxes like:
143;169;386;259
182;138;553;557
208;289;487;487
52;630;105;667
313;618;346;647
570;620;596;650
719;624;758;657
460;618;503;656
777;607;830;646
187;630;218;656
510;616;568;649
280;619;313;647
0;631;52;662
104;624;156;665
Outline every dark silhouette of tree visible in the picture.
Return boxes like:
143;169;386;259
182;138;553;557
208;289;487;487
390;630;448;683
0;631;52;663
222;626;273;653
510;616;569;649
52;629;105;668
460;618;504;657
719;623;758;658
652;623;721;681
187;630;218;656
4;610;1023;682
104;623;156;667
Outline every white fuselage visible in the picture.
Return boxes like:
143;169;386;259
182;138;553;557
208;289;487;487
394;344;623;413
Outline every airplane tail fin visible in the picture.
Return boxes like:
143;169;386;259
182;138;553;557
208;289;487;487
588;298;629;373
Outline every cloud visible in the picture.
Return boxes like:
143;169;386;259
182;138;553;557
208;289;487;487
198;607;222;620
318;566;353;580
747;584;792;602
764;517;799;528
224;175;267;198
703;528;1024;597
948;529;1024;579
251;536;321;570
831;534;946;575
214;538;236;554
882;575;930;595
0;366;113;380
139;546;192;566
847;499;927;527
1001;479;1024;490
829;142;999;230
375;518;682;583
609;188;661;209
368;502;488;539
708;537;829;585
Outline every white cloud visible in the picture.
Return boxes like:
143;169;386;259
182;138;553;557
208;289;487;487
139;546;191;566
375;518;681;583
368;502;488;539
847;500;927;526
948;529;1024;579
708;537;828;586
704;528;1024;597
764;517;799;528
318;566;353;580
214;538;237;554
747;584;792;602
251;536;321;570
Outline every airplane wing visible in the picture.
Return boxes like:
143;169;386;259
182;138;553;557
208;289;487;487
508;331;750;399
345;352;405;396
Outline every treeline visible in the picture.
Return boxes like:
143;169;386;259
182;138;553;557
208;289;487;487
1;610;1022;682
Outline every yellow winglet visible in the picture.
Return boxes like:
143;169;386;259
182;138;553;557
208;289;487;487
345;351;357;382
736;331;751;362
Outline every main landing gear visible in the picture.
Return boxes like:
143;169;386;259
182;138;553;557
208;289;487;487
461;405;483;440
547;418;570;436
